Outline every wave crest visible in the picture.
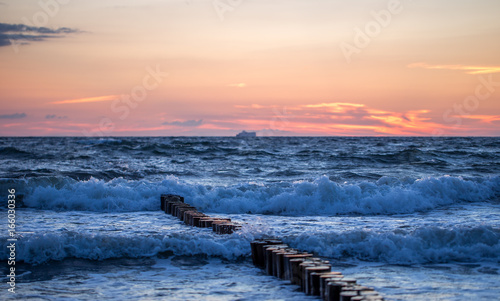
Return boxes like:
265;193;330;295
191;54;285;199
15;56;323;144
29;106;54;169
3;175;499;215
287;225;500;264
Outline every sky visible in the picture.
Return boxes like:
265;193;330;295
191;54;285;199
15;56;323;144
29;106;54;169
0;0;499;136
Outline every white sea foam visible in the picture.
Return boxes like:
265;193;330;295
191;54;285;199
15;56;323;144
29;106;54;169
286;225;500;264
14;175;500;215
0;230;252;265
1;223;498;265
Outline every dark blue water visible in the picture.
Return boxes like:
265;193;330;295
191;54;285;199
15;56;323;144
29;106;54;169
1;137;499;300
1;137;499;183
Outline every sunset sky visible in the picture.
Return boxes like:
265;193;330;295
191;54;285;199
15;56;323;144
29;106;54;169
1;0;499;136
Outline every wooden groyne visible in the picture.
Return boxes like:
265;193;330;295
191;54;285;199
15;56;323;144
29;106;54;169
250;239;384;301
161;194;384;300
161;194;241;234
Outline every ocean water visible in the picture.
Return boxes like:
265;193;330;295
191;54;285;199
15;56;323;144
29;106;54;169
1;136;499;300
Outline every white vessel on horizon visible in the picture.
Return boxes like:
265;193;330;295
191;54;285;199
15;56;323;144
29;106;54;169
236;130;257;137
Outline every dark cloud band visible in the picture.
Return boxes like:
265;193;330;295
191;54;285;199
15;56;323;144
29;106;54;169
0;22;79;47
0;113;27;119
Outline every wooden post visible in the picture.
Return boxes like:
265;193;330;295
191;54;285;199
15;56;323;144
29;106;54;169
177;206;197;221
183;210;199;225
218;223;234;234
251;240;283;268
341;278;357;286
304;265;331;295
201;218;216;228
250;240;262;266
283;253;313;281
276;250;298;279
161;194;183;212
161;194;183;211
192;214;206;227
160;194;167;211
211;220;224;232
299;262;318;291
272;249;286;277
265;245;288;275
198;217;214;227
289;258;307;285
166;201;176;214
170;202;182;216
325;281;346;301
341;286;360;295
320;273;343;299
307;266;332;296
340;291;358;301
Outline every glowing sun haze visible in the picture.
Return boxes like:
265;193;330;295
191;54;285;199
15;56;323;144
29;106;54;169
0;0;499;136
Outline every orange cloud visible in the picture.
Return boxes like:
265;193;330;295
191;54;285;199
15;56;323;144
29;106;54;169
230;102;447;136
198;123;233;130
408;63;500;74
2;123;25;128
51;95;120;105
234;104;269;109
304;103;365;109
460;115;500;123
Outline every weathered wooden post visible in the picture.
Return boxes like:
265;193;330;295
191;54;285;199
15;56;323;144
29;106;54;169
161;194;184;211
341;278;357;286
320;272;343;299
304;265;331;295
265;245;288;275
326;280;347;301
170;202;182;216
176;205;197;221
298;261;318;291
161;194;184;214
290;258;307;285
283;253;313;281
305;266;332;296
191;214;206;227
250;239;283;268
201;218;215;228
218;223;235;234
160;194;167;211
271;248;286;277
275;250;298;279
340;291;358;301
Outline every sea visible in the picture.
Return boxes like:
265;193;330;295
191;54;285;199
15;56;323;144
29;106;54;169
1;136;499;300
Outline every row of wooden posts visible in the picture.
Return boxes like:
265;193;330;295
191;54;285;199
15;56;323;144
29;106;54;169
250;239;384;301
160;194;241;234
160;195;383;300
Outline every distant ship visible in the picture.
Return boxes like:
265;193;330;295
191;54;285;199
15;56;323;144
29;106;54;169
236;130;256;138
